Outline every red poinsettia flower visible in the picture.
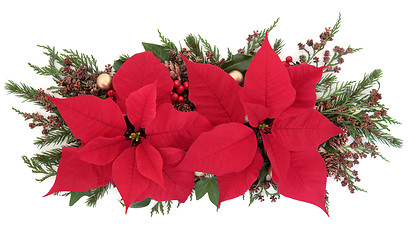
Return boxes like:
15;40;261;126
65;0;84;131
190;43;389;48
45;53;213;211
177;35;344;214
112;51;173;114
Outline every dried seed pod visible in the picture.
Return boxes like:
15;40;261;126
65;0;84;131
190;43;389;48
169;71;177;80
169;61;175;71
175;63;181;76
328;133;348;149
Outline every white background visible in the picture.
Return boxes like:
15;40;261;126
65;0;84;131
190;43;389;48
1;0;407;239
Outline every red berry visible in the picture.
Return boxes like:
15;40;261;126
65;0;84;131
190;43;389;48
170;92;179;102
183;81;189;90
176;85;185;94
285;56;293;63
174;80;181;88
107;89;115;97
178;95;184;103
282;61;290;67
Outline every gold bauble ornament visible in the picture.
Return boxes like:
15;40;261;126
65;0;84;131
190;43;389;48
194;172;205;177
96;73;112;90
228;70;243;84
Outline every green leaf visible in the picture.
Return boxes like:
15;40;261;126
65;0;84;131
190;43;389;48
69;190;92;206
220;54;253;73
129;197;152;208
113;59;125;72
142;42;170;63
112;54;130;72
194;177;219;207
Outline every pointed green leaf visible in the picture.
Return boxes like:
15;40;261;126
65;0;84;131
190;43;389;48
220;54;253;73
69;190;92;206
194;177;219;206
142;43;170;63
129;197;152;208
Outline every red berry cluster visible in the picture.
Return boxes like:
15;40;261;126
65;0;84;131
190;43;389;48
282;56;293;67
170;79;189;104
107;89;115;99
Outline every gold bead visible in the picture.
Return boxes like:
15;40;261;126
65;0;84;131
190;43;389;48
96;73;112;90
229;70;243;84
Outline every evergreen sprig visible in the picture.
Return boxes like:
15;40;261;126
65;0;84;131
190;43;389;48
158;30;178;52
5;80;48;107
33;125;77;148
22;156;57;182
245;18;280;55
85;183;112;207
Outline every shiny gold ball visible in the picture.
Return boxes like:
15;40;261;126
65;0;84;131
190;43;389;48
194;172;205;177
229;70;243;84
96;73;112;90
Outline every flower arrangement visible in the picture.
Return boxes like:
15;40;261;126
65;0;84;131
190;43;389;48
5;14;402;216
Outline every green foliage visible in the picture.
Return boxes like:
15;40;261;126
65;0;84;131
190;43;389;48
273;38;285;55
5;80;49;108
112;54;129;72
194;177;219;207
198;34;221;63
27;45;99;83
157;30;178;52
130;198;152;208
184;33;205;61
245;18;280;55
150;200;174;216
142;42;171;63
220;54;253;73
22;156;57;182
69;190;92;206
85;183;112;207
34;125;77;148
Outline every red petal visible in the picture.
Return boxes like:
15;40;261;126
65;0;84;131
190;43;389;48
240;34;295;118
157;147;186;169
47;95;126;143
176;122;257;175
272;109;345;151
279;65;324;118
217;150;263;205
261;132;290;185
77;136;130;165
136;138;164;187
143;148;194;203
112;147;150;209
145;103;213;150
44;147;112;196
239;100;269;127
181;56;245;125
126;83;157;128
113;52;173;113
277;149;328;215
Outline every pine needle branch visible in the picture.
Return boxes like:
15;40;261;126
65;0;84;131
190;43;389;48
5;80;49;108
22;156;57;182
61;49;99;73
33;125;77;149
85;183;112;207
198;34;221;63
158;30;178;52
